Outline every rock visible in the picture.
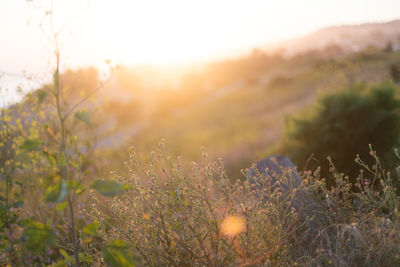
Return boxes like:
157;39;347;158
248;155;319;233
247;155;301;189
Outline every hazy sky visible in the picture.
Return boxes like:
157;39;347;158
0;0;399;102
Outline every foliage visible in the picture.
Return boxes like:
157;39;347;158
88;144;400;266
90;143;305;266
22;221;56;254
74;110;91;125
0;95;45;264
280;82;400;187
102;240;136;267
91;180;132;197
390;63;400;83
2;86;400;266
1;10;400;264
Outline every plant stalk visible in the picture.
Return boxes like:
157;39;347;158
54;51;81;267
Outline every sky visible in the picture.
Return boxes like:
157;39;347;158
0;0;399;103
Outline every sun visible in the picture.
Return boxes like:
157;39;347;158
74;0;322;67
86;0;248;66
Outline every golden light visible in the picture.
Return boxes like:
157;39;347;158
3;0;400;76
67;0;400;67
86;0;269;66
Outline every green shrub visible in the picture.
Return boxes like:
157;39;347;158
280;82;400;187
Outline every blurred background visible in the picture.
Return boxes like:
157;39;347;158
1;0;400;178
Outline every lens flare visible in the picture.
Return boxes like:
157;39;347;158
220;215;246;237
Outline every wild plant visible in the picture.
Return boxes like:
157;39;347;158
0;3;129;265
91;142;400;266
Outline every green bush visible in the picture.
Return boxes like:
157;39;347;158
280;82;400;187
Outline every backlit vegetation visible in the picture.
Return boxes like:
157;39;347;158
1;14;400;266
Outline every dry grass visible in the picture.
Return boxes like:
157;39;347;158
89;143;400;266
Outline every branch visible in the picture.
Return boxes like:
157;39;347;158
63;75;112;120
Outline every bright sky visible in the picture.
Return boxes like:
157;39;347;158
0;0;399;102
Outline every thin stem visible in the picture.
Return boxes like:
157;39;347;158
64;76;111;120
54;41;80;267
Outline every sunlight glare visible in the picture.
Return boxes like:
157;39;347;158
90;0;257;65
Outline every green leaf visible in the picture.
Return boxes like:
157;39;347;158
22;221;56;254
66;180;80;190
79;253;94;264
83;220;99;235
44;181;68;203
36;89;48;103
69;160;80;170
66;180;85;195
103;240;136;267
49;261;68;267
74;110;91;125
59;248;72;260
56;202;68;212
91;180;132;197
47;154;57;166
19;138;43;151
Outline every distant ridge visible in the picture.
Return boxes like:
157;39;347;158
268;19;400;56
313;19;400;33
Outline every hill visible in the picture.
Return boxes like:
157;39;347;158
5;20;400;178
268;19;400;56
